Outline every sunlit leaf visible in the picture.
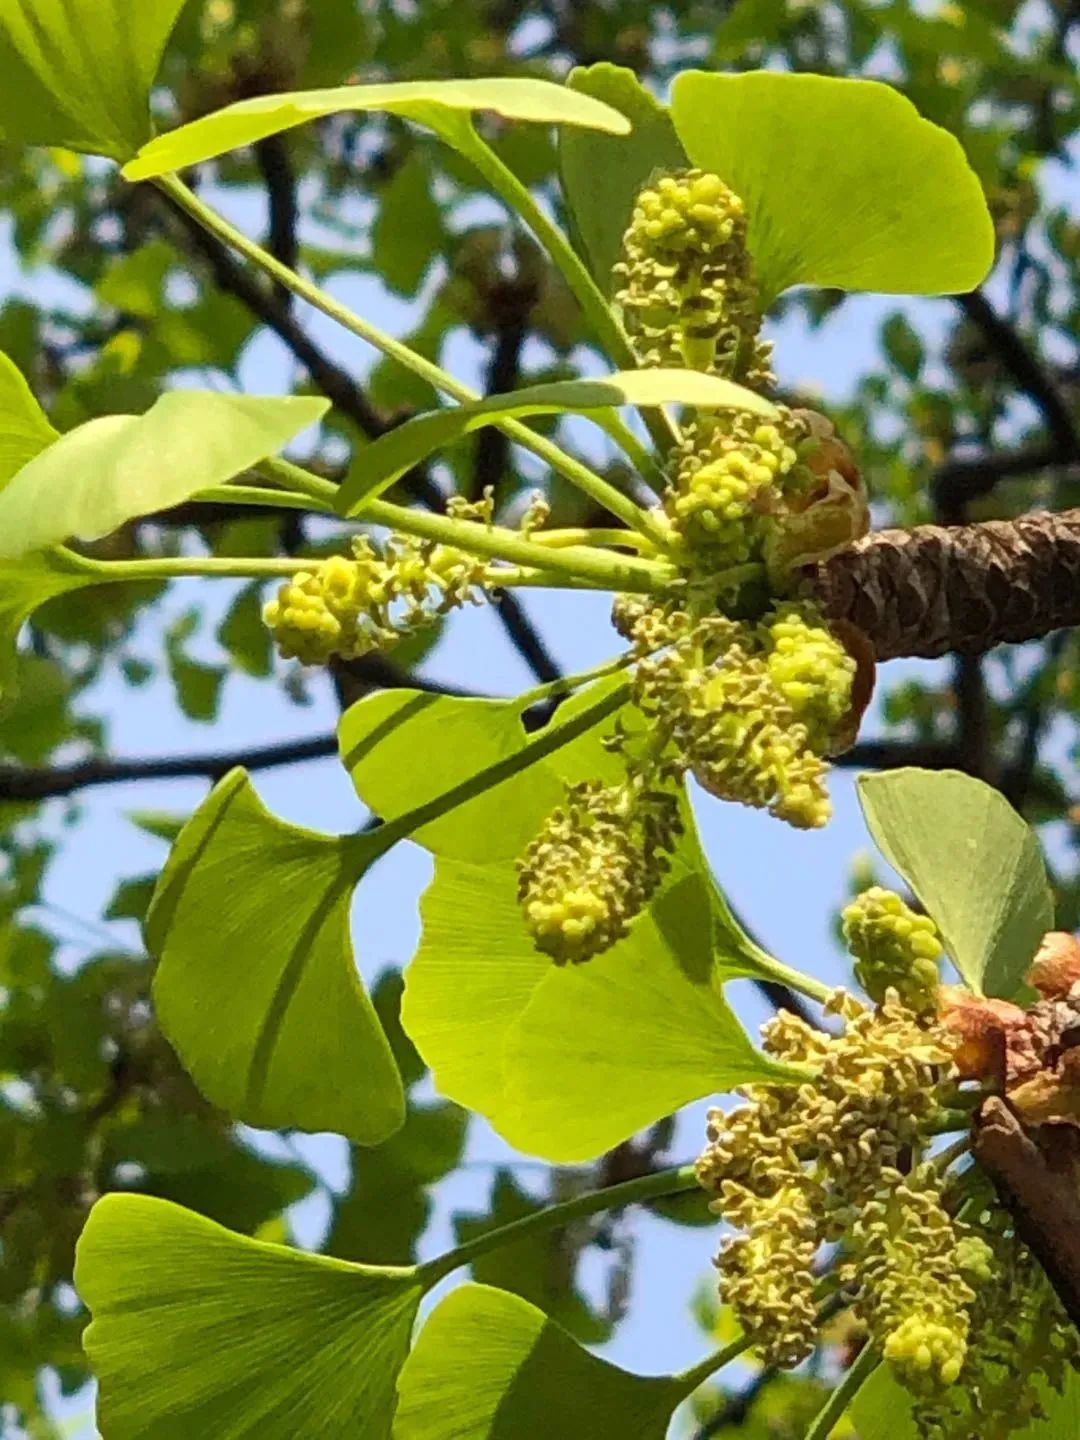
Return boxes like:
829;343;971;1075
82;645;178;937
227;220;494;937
339;689;563;861
146;769;404;1142
123;78;630;181
337;371;775;514
394;1284;686;1439
76;1194;421;1439
0;350;57;488
403;822;795;1162
670;71;995;304
0;392;328;558
559;64;687;296
0;0;188;159
500;870;797;1162
857;769;1053;998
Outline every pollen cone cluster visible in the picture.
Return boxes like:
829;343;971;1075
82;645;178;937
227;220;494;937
263;534;486;665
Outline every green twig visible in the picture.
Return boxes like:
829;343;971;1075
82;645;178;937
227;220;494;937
514;653;632;710
803;1345;880;1440
263;455;676;591
190;483;336;513
158;175;663;539
361;496;678;593
53;548;318;582
445;117;678;455
418;1162;699;1288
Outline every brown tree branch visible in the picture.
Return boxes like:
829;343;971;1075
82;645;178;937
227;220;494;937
934;291;1080;515
973;1096;1080;1329
253;134;300;308
0;663;473;803
808;508;1080;662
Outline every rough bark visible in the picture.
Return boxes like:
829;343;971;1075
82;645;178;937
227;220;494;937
805;508;1080;662
973;1096;1080;1330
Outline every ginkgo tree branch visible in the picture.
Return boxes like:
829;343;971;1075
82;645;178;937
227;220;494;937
807;506;1080;661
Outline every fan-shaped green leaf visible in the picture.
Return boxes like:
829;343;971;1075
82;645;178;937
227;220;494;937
403;827;795;1162
857;769;1053;998
75;1194;421;1440
0;351;57;488
559;64;688;296
500;871;798;1161
341;691;560;861
394;1284;686;1439
0;392;328;559
146;769;404;1142
670;71;995;305
0;552;100;713
336;370;775;514
339;681;628;862
0;0;188;160
123;78;630;182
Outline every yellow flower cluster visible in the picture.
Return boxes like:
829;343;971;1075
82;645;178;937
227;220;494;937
847;1166;973;1390
263;534;486;665
516;779;683;963
697;991;966;1375
664;411;804;565
843;886;943;1015
614;169;772;384
631;601;855;830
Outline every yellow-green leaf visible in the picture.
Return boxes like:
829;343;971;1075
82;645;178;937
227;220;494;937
0;392;328;559
394;1284;686;1439
146;770;404;1142
0;0;188;160
76;1194;421;1439
670;71;995;305
0;350;57;489
123;78;630;182
857;769;1053;998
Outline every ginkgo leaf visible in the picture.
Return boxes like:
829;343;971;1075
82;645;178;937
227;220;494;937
76;1194;422;1439
500;871;799;1162
670;71;995;305
123;78;629;181
0;0;188;160
394;1284;686;1439
0;392;328;558
340;691;564;861
146;769;404;1142
857;769;1053;998
0;350;57;488
339;680;630;862
336;370;774;513
403;824;796;1163
560;64;688;295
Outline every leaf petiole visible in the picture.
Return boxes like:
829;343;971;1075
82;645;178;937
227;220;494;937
158;174;664;541
416;1163;699;1289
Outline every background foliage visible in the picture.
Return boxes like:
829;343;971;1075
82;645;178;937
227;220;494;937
1;1;1079;1435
